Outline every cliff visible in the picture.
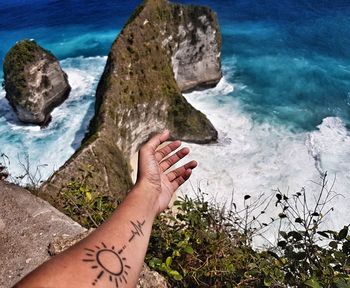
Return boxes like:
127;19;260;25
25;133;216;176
3;40;71;125
39;0;221;205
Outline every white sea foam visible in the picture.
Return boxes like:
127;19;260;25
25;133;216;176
0;53;348;246
179;77;350;246
0;56;107;184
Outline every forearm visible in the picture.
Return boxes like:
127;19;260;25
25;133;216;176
14;131;196;288
15;184;158;288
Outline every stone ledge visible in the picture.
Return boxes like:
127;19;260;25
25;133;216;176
0;181;84;288
0;181;168;288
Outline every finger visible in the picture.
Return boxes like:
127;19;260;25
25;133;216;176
155;140;181;162
167;160;197;182
172;169;192;190
145;130;170;152
160;147;189;172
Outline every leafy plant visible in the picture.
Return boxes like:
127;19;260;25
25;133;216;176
147;194;281;287
146;174;350;287
274;173;350;287
59;181;115;228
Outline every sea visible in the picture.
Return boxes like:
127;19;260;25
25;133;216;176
0;0;349;244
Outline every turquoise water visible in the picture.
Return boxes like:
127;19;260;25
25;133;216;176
0;0;349;235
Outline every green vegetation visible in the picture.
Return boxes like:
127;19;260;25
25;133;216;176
3;39;55;102
59;181;115;228
167;94;216;140
124;0;146;27
57;173;349;287
146;175;350;287
4;40;39;75
3;40;40;98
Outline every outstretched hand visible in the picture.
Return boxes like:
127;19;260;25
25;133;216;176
136;130;197;214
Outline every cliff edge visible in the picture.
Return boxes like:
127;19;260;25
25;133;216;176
40;0;221;205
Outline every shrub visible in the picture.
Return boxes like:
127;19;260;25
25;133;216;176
147;194;282;287
146;174;350;287
46;171;350;287
59;181;115;228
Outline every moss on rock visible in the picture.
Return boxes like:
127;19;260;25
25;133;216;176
3;39;71;125
40;0;221;207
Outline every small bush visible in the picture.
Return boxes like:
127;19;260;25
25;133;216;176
59;181;115;228
146;174;350;287
39;169;350;287
147;195;282;287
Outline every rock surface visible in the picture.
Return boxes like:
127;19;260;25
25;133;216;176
40;0;221;208
0;181;168;288
3;40;71;125
167;4;222;92
0;181;84;288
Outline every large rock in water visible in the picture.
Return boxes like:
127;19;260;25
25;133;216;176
3;40;71;125
40;0;221;206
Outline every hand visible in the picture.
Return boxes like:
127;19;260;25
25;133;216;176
136;130;197;214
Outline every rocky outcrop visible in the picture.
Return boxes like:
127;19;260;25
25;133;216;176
40;0;221;205
3;40;71;125
0;181;168;288
167;5;222;92
0;181;84;288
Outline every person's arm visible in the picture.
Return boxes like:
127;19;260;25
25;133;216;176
14;130;197;288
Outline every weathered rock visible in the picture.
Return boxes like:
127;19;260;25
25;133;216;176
3;40;71;125
40;0;221;207
0;181;168;288
167;4;222;92
137;264;169;288
0;181;84;288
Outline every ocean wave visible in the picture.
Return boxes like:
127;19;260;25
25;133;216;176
181;77;350;245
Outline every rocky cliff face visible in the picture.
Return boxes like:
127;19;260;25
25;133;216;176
40;0;221;205
166;4;222;92
3;40;71;125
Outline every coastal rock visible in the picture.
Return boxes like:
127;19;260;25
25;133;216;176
40;0;221;205
3;40;71;125
0;181;167;288
0;181;84;288
167;4;222;92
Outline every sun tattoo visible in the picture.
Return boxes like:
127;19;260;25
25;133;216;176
83;242;130;287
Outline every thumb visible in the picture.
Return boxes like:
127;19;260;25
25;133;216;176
146;130;170;151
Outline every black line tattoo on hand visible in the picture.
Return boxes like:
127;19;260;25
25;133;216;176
128;219;146;242
83;242;130;287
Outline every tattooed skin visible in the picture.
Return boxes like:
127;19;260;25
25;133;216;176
83;242;130;287
83;219;145;287
128;220;145;243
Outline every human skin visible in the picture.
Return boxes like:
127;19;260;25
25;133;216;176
14;130;197;288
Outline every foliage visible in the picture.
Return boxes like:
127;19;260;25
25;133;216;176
147;194;282;287
59;181;115;228
3;40;40;97
146;174;350;287
274;173;350;287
